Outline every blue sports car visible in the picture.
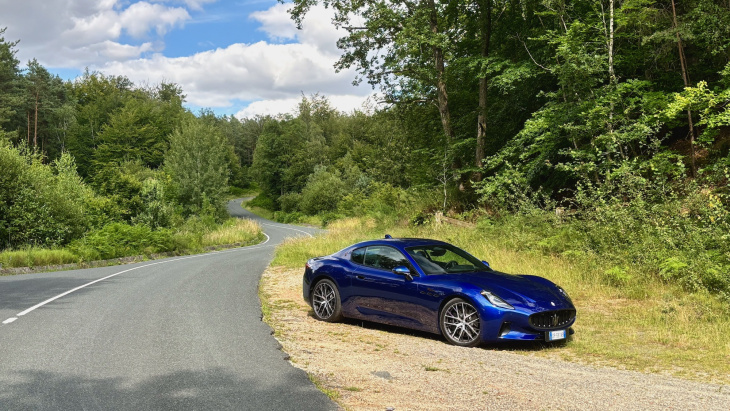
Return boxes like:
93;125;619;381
303;236;576;346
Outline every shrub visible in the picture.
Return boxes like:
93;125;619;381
70;223;175;261
278;192;302;213
0;144;90;248
300;166;346;215
248;192;277;210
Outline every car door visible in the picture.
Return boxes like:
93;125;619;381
350;245;427;330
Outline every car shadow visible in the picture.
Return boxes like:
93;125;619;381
307;310;572;351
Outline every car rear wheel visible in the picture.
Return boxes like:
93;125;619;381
311;279;343;322
440;298;481;347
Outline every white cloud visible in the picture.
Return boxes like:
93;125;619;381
2;0;372;116
235;94;374;118
150;0;217;11
250;3;299;42
2;0;190;66
251;3;346;55
97;3;372;115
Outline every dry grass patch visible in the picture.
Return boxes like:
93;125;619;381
202;218;262;247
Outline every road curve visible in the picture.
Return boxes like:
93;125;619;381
0;199;336;410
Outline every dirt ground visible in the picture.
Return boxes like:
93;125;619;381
260;266;730;411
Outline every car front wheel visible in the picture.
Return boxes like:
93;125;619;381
311;279;343;322
440;298;482;347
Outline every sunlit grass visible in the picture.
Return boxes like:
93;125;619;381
202;218;263;247
0;247;80;269
1;218;264;273
270;217;730;384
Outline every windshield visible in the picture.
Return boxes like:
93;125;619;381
405;244;490;275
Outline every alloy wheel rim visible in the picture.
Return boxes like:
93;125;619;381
313;282;336;319
443;302;480;344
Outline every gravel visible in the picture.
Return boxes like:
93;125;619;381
262;266;730;410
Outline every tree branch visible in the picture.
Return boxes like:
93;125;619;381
516;35;550;72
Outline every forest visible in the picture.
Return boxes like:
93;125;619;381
1;0;729;300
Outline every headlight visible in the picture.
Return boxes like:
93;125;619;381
481;290;514;310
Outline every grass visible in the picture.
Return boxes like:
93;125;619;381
0;247;80;268
1;218;264;273
241;198;326;228
202;218;262;247
307;373;340;401
269;216;730;384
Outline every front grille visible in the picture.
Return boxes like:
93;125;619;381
529;309;576;330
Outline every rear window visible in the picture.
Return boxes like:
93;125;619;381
351;247;365;264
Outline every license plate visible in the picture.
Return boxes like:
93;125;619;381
547;329;566;341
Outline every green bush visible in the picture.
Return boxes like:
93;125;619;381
300;166;346;215
248;192;277;210
0;144;90;248
278;192;302;213
70;223;176;261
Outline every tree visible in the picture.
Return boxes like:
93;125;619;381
0;28;22;141
93;96;177;170
66;71;134;177
289;0;457;151
165;117;230;214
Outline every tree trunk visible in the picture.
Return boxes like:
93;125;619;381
608;0;616;84
475;0;492;176
671;0;696;177
427;0;454;144
33;91;38;148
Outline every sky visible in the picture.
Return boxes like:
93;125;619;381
0;0;375;118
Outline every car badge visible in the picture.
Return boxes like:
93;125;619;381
550;301;555;306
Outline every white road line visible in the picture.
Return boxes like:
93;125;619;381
2;318;18;324
13;232;272;319
258;222;315;238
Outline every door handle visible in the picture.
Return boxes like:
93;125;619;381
356;275;365;280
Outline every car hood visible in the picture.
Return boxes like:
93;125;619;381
456;271;571;311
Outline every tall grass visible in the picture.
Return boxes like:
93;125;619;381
1;218;263;272
271;216;730;384
202;218;263;247
0;247;80;268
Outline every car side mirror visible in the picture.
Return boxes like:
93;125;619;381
392;266;413;280
482;260;491;268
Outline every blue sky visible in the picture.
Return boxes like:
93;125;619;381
1;0;372;117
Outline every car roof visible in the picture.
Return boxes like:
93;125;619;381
348;237;450;249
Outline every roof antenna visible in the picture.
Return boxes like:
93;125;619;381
384;234;392;239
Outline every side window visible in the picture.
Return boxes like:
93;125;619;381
363;246;409;271
351;247;365;264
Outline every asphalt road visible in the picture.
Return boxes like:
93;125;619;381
0;199;336;410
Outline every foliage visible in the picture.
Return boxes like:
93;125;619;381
0;141;90;248
69;222;175;261
300;166;347;215
165;117;230;216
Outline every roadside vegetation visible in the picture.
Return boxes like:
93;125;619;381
267;217;730;384
1;32;264;271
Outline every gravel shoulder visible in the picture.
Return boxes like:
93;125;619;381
261;266;730;410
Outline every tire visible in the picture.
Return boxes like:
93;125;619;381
440;298;482;347
311;279;343;322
